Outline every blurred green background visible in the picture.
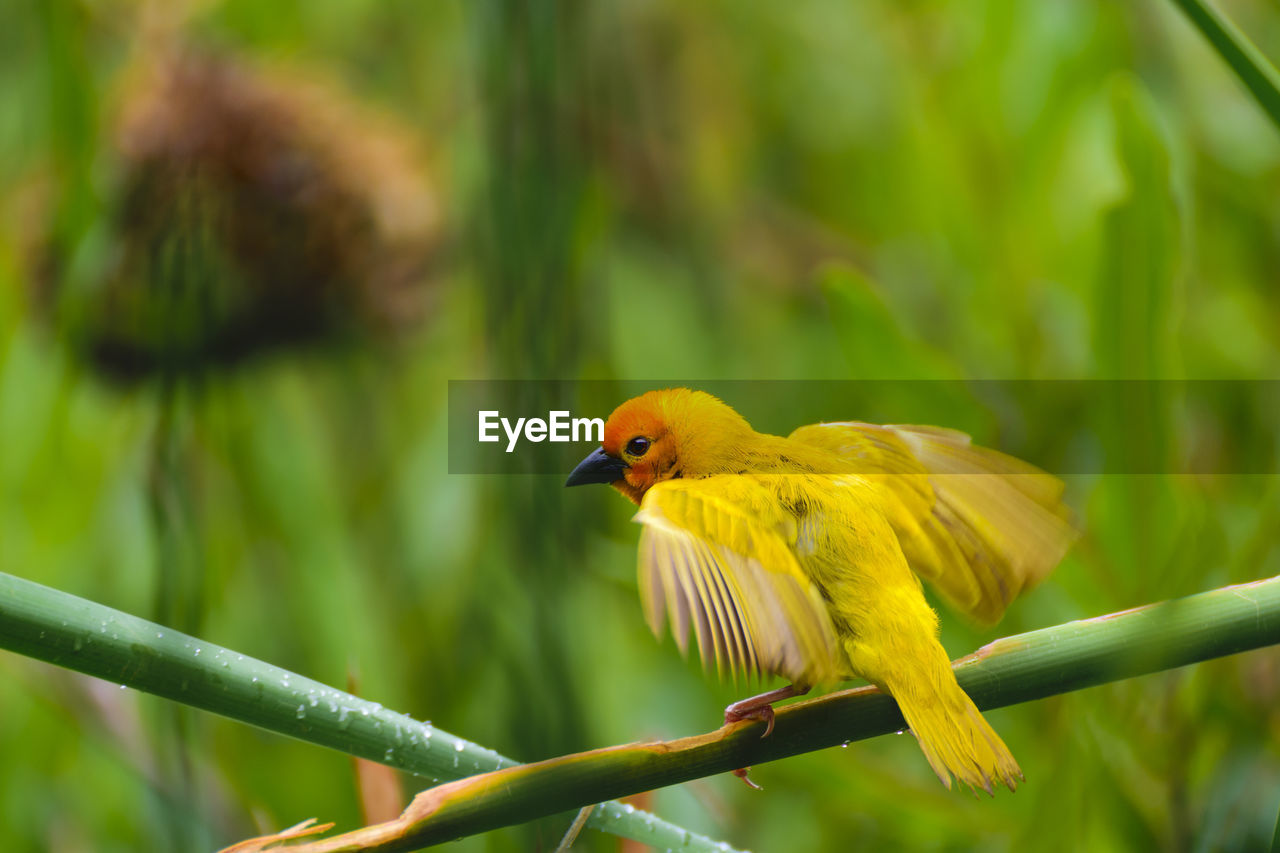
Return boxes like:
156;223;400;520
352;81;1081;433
3;0;1280;850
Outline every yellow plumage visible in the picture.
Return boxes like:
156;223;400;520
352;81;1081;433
566;388;1075;794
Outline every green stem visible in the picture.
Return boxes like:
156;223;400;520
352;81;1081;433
265;575;1280;851
8;571;1279;851
0;572;737;853
1166;0;1280;132
1272;799;1280;853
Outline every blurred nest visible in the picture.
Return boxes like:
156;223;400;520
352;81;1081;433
47;45;442;380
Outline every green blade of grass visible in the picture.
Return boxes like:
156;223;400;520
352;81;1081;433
1092;75;1183;598
0;572;743;853
1166;0;1280;133
242;575;1280;851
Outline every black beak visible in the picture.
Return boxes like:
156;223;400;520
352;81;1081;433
565;447;627;487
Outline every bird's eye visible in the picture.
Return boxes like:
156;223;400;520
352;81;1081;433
625;437;651;458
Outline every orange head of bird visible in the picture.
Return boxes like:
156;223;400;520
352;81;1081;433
565;388;755;504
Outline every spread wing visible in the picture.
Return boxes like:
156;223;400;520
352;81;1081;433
634;477;843;686
788;421;1075;624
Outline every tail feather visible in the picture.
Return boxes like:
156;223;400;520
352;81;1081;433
883;668;1022;795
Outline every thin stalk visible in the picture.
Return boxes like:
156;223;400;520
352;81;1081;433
1272;801;1280;853
553;805;595;852
0;572;736;852
1166;0;1280;132
238;575;1280;851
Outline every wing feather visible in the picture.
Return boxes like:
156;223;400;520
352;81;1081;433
699;544;750;677
789;421;1075;624
683;539;732;675
635;478;842;686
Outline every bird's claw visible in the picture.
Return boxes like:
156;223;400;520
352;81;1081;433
732;766;763;790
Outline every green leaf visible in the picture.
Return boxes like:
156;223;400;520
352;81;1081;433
1094;75;1180;386
1089;76;1187;597
818;263;987;433
1165;0;1280;134
819;262;959;382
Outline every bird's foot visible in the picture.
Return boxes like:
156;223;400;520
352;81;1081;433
724;683;809;738
722;684;810;790
723;701;777;739
723;703;772;789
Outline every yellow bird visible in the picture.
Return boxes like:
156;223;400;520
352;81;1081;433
566;388;1074;794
